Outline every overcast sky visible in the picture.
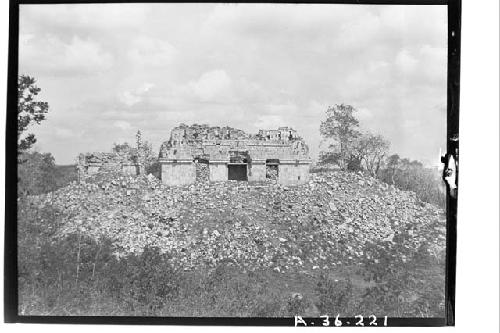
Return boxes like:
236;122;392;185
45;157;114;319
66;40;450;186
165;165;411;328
19;3;447;165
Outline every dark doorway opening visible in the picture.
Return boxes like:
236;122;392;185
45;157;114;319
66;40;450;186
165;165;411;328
228;164;248;181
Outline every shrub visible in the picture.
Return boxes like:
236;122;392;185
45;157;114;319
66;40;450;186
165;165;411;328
145;161;161;178
286;293;309;316
315;275;353;314
356;228;445;316
101;247;181;313
378;158;446;208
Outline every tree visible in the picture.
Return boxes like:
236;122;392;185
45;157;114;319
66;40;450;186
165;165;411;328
141;139;160;176
18;75;49;153
385;154;401;185
319;104;360;169
18;151;58;196
112;142;132;154
136;130;157;171
354;133;390;177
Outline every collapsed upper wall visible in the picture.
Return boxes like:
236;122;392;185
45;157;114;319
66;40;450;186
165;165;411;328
76;141;148;180
76;150;139;179
159;124;310;161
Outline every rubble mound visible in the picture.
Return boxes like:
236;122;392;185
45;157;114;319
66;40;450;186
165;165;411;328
30;170;446;272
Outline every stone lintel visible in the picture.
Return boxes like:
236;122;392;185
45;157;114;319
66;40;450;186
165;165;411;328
279;160;312;165
208;160;230;164
159;159;193;165
250;160;266;164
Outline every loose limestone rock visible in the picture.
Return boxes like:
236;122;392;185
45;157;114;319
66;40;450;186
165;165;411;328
28;169;446;273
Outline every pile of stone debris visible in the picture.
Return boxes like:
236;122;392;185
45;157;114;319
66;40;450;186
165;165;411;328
195;162;210;183
29;170;446;273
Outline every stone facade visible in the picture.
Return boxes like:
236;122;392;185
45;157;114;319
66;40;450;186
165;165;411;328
77;137;148;181
159;124;312;186
76;131;156;181
77;151;141;181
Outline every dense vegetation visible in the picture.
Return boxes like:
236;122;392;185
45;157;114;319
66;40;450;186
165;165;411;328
318;104;445;208
313;159;445;209
377;157;445;208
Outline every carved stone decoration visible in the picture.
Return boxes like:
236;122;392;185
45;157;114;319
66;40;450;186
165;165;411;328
292;140;309;156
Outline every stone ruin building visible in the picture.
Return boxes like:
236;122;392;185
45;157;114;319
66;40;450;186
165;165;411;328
158;124;312;186
77;131;147;181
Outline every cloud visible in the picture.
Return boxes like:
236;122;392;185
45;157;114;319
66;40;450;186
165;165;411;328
19;33;34;45
118;83;155;106
127;36;177;67
20;4;150;33
19;34;113;76
395;49;419;74
418;44;447;83
55;128;75;138
261;102;300;118
203;3;358;40
113;120;132;131
356;107;374;122
188;70;232;101
20;4;447;165
254;115;286;129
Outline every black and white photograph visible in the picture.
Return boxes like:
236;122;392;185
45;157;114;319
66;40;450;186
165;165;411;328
7;0;461;325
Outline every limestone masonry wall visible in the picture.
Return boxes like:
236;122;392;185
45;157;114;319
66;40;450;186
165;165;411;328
161;161;195;186
77;151;140;181
77;134;148;181
159;124;312;186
